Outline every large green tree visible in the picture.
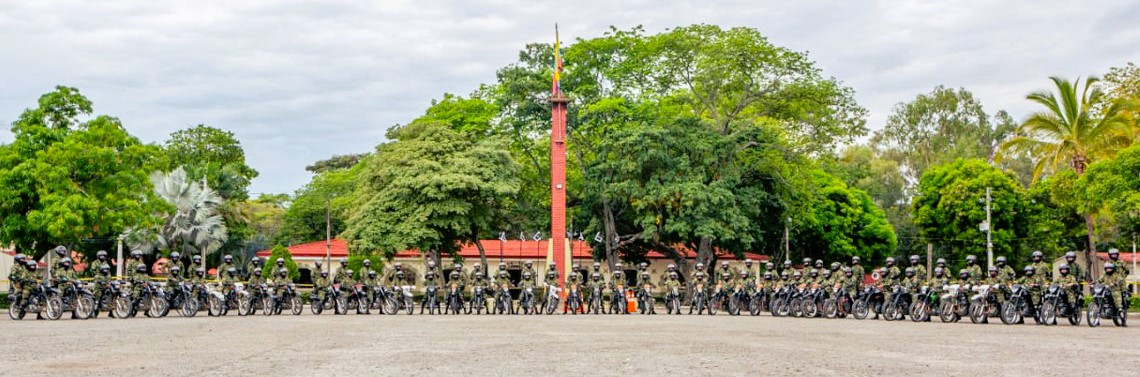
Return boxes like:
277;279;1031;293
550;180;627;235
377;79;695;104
343;122;519;268
0;86;164;259
278;161;360;245
795;170;897;264
1078;144;1140;246
999;76;1128;274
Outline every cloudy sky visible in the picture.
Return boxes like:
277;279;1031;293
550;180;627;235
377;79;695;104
2;0;1138;195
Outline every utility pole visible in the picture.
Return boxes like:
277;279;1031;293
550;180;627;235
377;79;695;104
784;217;791;263
325;195;332;275
116;235;124;278
985;187;993;268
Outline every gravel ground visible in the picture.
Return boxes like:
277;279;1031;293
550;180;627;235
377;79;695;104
2;308;1137;377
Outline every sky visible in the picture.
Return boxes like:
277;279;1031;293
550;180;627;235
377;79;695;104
2;0;1138;196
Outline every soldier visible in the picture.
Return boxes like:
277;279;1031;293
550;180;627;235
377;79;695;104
839;268;858;302
813;259;825;275
612;263;626;287
1107;248;1130;276
1098;262;1126;310
821;269;835;294
1018;265;1044;311
736;269;755;295
1054;264;1079;308
472;271;490;303
188;255;204;277
901;267;921;301
91;250;112;277
9;254;29;308
638;271;655;314
312;269;331;307
420;269;438;314
799;257;813;276
273;258;287;278
313;259;324;277
248;267;265;287
361;258;378;278
364;270;381;303
663;272;682;315
964;255;982;284
543;265;560;305
333;258;351;291
884;257;901;284
470;262;484;287
807;269;822;289
927;267;950;297
849;256;865;291
165;266;184;298
448;262;465;292
690;263;708;294
1029;251;1051;279
780;260;793;276
934;258;948;277
996;256;1016;282
244;256;261;280
791;270;804;290
876;267;893;289
221;267;239;303
587;271;606;308
128;263;151;299
384;262;404;286
909;255;927;279
218;254;237;280
91;265;112;316
716;261;735;292
660;263;678;285
272;268;291;298
52;259;78;300
522;260;537;280
635;262;650;287
190;268;207;297
743;259;759;281
125;249;143;276
764;262;776;276
1061;252;1083;282
493;263;511;301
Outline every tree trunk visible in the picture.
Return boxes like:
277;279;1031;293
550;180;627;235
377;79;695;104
473;239;488;272
697;237;713;270
602;199;619;271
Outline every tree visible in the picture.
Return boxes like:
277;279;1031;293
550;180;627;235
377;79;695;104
999;76;1128;275
913;159;1029;270
261;244;300;281
1101;62;1140;145
278;163;359;245
305;153;368;174
873;86;1016;188
1078;144;1140;245
123;167;228;265
342;122;519;268
0;86;164;259
795;170;897;264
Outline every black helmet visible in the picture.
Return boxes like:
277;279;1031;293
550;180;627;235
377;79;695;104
613;271;621;277
60;258;72;267
136;264;147;272
99;265;111;274
744;259;753;266
130;249;142;258
97;250;108;259
276;258;285;266
26;261;38;270
764;272;773;280
223;254;233;263
14;253;25;262
170;266;181;274
996;256;1006;266
885;257;896;266
904;267;915;276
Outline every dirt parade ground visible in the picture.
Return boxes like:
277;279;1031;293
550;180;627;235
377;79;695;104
2;310;1138;377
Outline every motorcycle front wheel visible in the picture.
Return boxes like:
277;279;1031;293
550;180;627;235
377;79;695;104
404;297;414;315
147;297;167;318
970;304;987;324
823;298;837;318
1087;302;1100;327
852;300;868;320
207;295;224;317
181;297;199;317
1000;302;1019;325
1113;306;1126;327
238;296;253;316
938;301;955;323
113;297;132;319
290;296;303;315
45;297;64;320
803;300;818;318
1039;302;1056;326
76;296;95;320
1067;304;1081;326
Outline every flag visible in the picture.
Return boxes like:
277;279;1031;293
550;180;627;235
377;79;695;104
499;231;507;242
553;24;562;94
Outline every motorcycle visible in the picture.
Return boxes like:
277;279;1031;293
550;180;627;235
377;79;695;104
727;284;749;316
708;283;728;316
166;282;200;317
1040;284;1081;326
310;286;338;315
52;279;96;320
9;282;63;320
543;285;561;315
803;286;827;318
342;284;370;315
128;282;169;318
469;286;488;314
852;285;884;320
369;284;391;314
1000;284;1039;325
389;285;415;315
788;287;808;318
936;284;971;323
90;280;125;318
565;283;583;315
1087;284;1128;327
750;287;769;316
265;284;303;316
445;283;465;315
588;285;604;314
882;286;910;321
771;285;795;317
909;285;938;322
665;286;682;315
421;285;441;315
823;286;851;319
239;283;269;316
499;284;518;315
636;285;655;315
611;286;628;315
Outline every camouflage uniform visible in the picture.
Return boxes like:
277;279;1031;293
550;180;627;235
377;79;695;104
1017;271;1045;307
1099;266;1127;309
966;264;983;285
1053;272;1079;306
312;272;331;303
850;263;865;291
129;268;151;298
716;266;735;293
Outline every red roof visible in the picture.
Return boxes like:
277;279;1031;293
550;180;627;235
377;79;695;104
258;238;769;261
1096;252;1139;264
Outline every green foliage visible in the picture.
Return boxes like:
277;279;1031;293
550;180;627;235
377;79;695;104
342;122;519;264
415;93;497;135
305;153;368;174
1079;144;1140;240
796;170;897;264
0;86;164;259
346;254;385;279
261;244;300;281
913;159;1029;266
278;162;359;245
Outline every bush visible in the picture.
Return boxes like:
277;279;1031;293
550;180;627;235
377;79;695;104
347;254;385;280
262;245;300;281
1;292;8;310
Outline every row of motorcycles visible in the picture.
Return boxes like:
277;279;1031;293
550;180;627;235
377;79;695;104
8;279;305;320
306;282;649;316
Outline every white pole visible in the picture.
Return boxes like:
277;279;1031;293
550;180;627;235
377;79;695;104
986;187;993;268
116;236;124;278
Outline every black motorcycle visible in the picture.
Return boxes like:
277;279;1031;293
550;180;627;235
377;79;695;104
727;284;751;316
852;285;884;320
1040;284;1081;326
1000;284;1040;325
771;285;795;317
469;286;488;314
53;279;96;320
445;283;465;315
565;284;585;315
823;287;851;319
89;280;124;318
421;286;441;315
165;282;200;317
265;284;303;316
1087;284;1128;327
664;286;682;315
882;286;910;321
389;285;415;315
588;285;605;314
341;284;370;315
611;286;629;315
636;285;655;315
9;282;63;320
310;286;338;315
127;282;168;318
803;286;828;318
503;285;522;315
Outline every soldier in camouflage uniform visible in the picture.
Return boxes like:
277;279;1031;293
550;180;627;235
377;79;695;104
933;258;948;277
333;258;351;292
1107;248;1130;276
543;263;560;305
995;256;1016;282
360;259;376;280
909;255;926;279
758;271;775;299
876;267;894;290
764;262;776;277
51;258;78;291
663;271;683;314
125;249;143;277
219;254;237;280
1054;264;1079;307
587;271;606;308
1029;251;1051;280
243;256;261;280
1061;252;1083;283
384;262;404;286
635;262;650;287
91;250;112;278
965;255;983;285
9;254;29;308
312;269;331;306
448;262;465;292
884;257;901;285
221;267;239;302
716;261;735;294
165;266;184;299
900;267;921;302
421;269;439;313
364;270;382;303
798;258;813;277
838;268;858;301
248;267;265;287
188;255;204;279
689;263;708;299
91;264;112;316
272;268;291;298
128;263;151;299
849;256;865;291
1098;262;1127;310
1018;265;1044;310
522;260;537;281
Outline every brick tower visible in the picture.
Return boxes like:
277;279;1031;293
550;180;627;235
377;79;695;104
549;26;567;290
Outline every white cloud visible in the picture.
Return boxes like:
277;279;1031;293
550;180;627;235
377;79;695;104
1;0;1137;194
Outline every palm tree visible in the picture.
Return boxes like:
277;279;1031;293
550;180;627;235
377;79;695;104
999;76;1126;279
124;167;228;266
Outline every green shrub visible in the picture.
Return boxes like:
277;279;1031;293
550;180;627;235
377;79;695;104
262;244;300;281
